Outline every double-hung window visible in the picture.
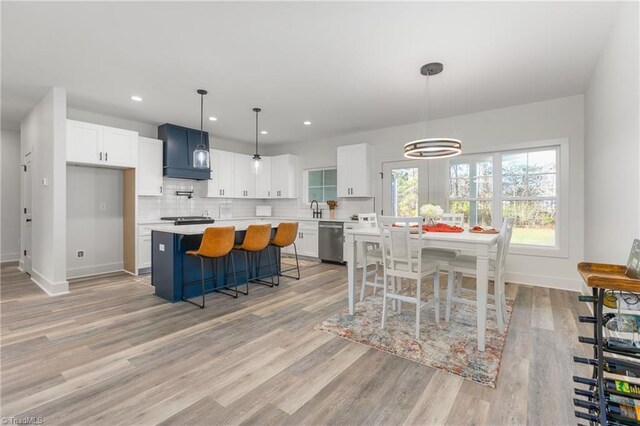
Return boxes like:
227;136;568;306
448;142;564;254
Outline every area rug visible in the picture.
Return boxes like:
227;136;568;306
316;283;514;387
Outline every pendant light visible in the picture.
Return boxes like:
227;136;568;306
193;89;210;169
404;63;462;159
251;107;262;174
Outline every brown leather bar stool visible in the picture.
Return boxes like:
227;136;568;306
270;222;300;286
233;224;275;295
184;226;237;309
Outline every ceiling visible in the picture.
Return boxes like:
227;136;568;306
1;1;620;145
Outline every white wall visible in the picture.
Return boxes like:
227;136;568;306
67;107;254;154
20;87;68;295
1;129;21;261
585;2;640;264
267;95;586;291
66;166;124;278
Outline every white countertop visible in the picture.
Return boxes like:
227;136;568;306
144;216;357;235
138;215;357;226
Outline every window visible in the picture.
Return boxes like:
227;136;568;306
449;156;493;227
448;145;560;249
501;149;557;246
391;167;419;216
306;168;337;203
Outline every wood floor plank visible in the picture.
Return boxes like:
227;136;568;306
403;370;464;425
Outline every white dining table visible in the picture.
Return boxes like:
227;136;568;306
344;226;500;352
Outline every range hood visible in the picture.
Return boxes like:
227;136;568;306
158;123;210;180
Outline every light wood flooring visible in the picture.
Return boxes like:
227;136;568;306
1;261;591;425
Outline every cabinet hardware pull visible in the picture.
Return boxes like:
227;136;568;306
160;186;163;194
105;152;108;162
99;152;102;161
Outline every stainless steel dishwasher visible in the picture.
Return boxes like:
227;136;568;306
318;221;344;263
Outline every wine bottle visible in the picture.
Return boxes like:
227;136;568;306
606;379;640;396
607;401;640;422
604;313;640;331
574;388;640;407
573;356;640;378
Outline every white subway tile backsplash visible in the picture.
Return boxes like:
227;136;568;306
138;177;375;221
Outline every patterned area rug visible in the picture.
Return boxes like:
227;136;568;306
316;282;514;387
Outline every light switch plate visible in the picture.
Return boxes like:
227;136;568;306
159;244;165;252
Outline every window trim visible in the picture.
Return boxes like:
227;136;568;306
446;138;569;259
303;167;338;205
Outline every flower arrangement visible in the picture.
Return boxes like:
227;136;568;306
419;204;443;222
326;200;338;210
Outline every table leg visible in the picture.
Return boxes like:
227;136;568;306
476;255;489;352
345;233;357;315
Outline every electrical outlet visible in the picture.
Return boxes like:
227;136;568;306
76;250;85;259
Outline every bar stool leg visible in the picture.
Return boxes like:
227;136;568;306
253;248;275;288
243;251;250;295
183;256;205;309
279;242;301;282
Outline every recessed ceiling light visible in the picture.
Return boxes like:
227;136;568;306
261;130;268;135
130;95;143;102
208;116;218;121
303;121;312;126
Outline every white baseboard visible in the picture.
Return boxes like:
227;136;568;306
18;259;24;272
31;268;69;296
1;252;20;262
504;271;582;292
66;262;124;279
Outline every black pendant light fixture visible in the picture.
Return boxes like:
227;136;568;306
251;107;262;174
404;62;462;159
193;89;210;169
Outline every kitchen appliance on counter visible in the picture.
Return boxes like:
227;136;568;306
256;205;272;217
160;216;215;226
319;221;344;264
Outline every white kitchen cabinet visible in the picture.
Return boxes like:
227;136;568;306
282;221;318;257
137;137;163;196
67;120;138;168
233;153;255;198
254;156;272;198
270;154;298;198
337;143;373;197
206;149;235;197
137;226;152;271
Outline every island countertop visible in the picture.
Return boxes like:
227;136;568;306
147;220;283;235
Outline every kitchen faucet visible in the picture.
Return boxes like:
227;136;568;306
310;200;322;219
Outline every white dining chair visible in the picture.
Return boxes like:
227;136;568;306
422;212;463;263
444;217;515;334
439;213;465;227
379;216;446;339
358;213;384;301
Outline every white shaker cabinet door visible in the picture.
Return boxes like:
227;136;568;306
67;120;102;165
102;126;138;168
137;137;163;196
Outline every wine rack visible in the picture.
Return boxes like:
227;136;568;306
573;262;640;425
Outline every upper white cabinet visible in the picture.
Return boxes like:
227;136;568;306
204;150;297;199
254;156;272;198
271;154;298;198
233;154;256;198
137;137;163;197
206;149;235;197
337;143;373;197
67;120;138;168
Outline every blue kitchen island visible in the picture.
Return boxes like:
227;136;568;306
148;222;281;302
